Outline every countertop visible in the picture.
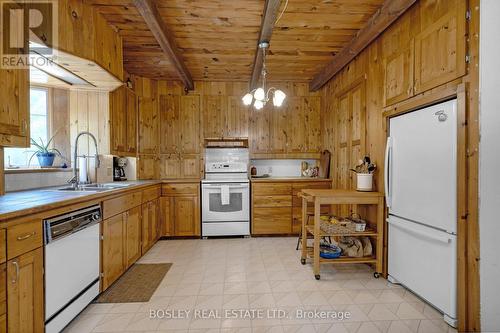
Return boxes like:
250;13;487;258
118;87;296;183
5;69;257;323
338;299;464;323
0;180;161;222
250;177;332;183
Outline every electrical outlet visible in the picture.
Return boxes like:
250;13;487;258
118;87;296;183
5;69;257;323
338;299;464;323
268;166;273;174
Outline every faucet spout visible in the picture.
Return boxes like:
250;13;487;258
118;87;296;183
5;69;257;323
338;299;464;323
73;131;100;187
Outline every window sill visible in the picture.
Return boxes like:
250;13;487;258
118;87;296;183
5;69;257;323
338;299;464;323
4;167;73;174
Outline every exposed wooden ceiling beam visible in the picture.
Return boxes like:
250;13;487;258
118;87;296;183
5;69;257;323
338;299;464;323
309;0;417;91
133;0;194;90
250;0;282;89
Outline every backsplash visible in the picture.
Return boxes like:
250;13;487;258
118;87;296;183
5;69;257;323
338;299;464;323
250;159;317;177
5;170;73;192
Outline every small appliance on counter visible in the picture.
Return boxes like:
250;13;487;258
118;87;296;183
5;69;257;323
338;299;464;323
202;148;250;237
113;157;127;181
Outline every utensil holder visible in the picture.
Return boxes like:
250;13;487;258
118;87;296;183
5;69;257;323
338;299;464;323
356;173;373;191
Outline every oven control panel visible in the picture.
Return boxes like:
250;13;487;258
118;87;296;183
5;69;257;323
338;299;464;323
205;162;247;173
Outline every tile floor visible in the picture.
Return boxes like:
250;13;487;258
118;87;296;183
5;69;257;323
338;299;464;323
64;237;457;333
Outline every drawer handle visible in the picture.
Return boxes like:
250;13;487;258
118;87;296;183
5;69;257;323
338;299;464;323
11;261;19;284
17;231;36;241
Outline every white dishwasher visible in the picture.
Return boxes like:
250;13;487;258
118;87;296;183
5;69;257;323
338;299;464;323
44;205;101;333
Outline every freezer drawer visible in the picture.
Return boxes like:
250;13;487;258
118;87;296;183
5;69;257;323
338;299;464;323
388;216;457;324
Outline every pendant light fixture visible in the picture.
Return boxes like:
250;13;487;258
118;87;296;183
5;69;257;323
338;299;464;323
242;42;286;109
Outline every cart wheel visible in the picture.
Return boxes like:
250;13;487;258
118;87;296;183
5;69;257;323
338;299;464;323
315;274;320;280
300;258;306;265
373;272;380;279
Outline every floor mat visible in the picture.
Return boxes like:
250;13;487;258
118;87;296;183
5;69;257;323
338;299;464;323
96;263;171;303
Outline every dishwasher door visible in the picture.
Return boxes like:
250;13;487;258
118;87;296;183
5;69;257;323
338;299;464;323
45;222;100;321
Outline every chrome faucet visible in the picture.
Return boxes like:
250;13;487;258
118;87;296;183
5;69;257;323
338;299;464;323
73;131;100;187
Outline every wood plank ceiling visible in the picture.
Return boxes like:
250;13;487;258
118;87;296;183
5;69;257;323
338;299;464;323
87;0;386;82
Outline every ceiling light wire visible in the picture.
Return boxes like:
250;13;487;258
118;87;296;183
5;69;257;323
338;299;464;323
275;0;289;25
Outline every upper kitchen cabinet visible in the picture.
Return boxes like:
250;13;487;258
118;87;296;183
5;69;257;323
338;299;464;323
93;10;124;82
56;0;95;61
414;0;466;94
110;86;137;157
0;67;29;148
250;96;321;156
31;0;124;84
138;96;159;155
202;94;249;139
382;0;467;106
226;97;249;138
160;95;200;154
382;12;417;106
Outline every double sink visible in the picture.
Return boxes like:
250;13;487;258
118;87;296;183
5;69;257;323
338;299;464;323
56;183;134;192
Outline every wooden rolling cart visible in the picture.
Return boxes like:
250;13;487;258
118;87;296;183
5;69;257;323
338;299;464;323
298;189;384;280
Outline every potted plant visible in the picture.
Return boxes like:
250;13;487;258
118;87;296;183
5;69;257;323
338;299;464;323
350;156;376;191
28;135;63;168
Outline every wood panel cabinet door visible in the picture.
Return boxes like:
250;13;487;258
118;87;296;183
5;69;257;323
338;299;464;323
253;208;291;234
174;197;200;236
124;207;141;268
203;95;225;138
269;104;288;154
141;203;152;253
102;214;125;290
303;96;321;153
249;105;270;154
57;0;95;60
0;67;29;147
138;97;159;154
160;155;181;179
159;95;180;154
125;88;137;155
152;199;161;241
382;15;416;106
160;197;174;237
138;154;159;180
180;96;201;154
93;10;123;81
226;97;249;138
181;154;201;179
110;86;127;154
287;97;306;153
7;247;43;333
414;0;466;94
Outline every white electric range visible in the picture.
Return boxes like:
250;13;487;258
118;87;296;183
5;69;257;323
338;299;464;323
201;149;250;237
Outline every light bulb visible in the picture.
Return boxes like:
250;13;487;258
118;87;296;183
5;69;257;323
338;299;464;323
254;88;265;101
253;99;264;110
242;93;253;106
273;89;286;107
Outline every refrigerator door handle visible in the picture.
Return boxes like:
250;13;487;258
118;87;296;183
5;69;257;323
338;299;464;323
387;219;452;244
384;136;392;208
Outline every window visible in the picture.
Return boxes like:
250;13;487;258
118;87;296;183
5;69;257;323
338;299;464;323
4;88;49;168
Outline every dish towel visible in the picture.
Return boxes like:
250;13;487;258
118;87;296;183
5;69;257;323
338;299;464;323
221;185;230;205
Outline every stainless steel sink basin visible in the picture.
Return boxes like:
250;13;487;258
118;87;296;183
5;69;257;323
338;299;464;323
55;183;134;192
56;186;114;192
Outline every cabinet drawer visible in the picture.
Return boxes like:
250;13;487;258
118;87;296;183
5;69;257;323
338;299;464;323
142;186;160;203
7;220;42;260
252;208;291;234
252;183;292;196
0;230;5;264
253;195;292;208
162;183;199;196
103;191;142;219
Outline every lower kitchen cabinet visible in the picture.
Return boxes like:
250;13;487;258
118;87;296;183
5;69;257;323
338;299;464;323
142;198;160;254
124;206;142;268
0;263;5;333
101;214;125;290
161;183;200;237
251;180;332;235
7;247;44;333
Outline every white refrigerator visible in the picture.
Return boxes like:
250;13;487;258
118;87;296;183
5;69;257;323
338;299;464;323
385;99;458;327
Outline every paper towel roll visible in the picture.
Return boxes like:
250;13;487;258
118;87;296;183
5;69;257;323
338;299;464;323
78;156;88;183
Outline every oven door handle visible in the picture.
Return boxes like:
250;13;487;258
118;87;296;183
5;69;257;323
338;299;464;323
203;185;249;189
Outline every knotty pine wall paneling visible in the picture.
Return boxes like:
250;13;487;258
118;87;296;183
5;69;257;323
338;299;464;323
319;0;477;330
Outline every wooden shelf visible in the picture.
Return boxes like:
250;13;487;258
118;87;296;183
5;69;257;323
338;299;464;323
305;249;377;264
305;225;378;237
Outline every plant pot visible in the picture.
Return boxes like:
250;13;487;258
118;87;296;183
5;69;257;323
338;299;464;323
356;173;373;192
37;152;55;167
